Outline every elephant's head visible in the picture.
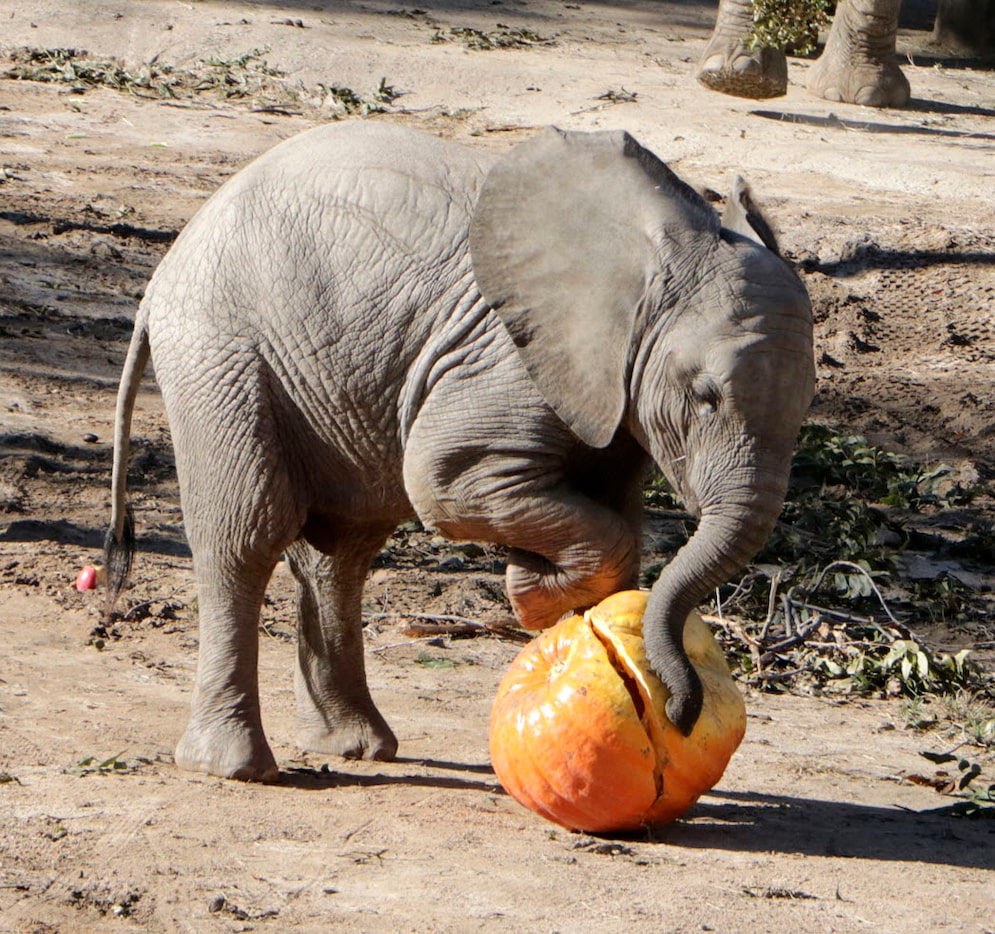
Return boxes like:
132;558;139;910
469;128;815;735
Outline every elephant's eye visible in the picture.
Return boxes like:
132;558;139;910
691;374;722;419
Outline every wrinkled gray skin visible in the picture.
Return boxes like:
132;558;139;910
107;124;814;782
699;0;911;107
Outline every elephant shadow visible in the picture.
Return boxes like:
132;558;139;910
653;788;995;869
278;756;504;795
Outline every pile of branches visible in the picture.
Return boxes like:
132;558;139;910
710;561;982;700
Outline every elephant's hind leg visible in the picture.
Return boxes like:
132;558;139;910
174;533;289;782
285;523;398;762
166;365;304;782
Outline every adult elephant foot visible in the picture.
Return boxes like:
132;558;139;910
807;51;910;107
807;0;911;107
696;0;787;98
296;703;398;761
696;39;788;99
175;718;279;782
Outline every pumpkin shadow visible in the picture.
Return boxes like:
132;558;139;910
641;789;994;870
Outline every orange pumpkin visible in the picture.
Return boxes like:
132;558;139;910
489;590;746;833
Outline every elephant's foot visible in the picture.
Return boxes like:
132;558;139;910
696;40;788;100
298;719;398;762
506;551;579;631
807;54;910;107
296;693;398;761
506;545;638;632
175;718;279;782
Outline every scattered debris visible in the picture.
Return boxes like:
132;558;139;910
432;26;555;50
1;47;401;120
65;750;152;776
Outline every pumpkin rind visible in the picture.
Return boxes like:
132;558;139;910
489;590;746;832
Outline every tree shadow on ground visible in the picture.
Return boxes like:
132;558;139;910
749;108;995;138
0;517;190;557
807;244;995;278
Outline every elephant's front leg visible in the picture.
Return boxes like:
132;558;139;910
696;0;788;99
285;527;398;761
405;431;643;631
807;0;910;107
501;493;642;631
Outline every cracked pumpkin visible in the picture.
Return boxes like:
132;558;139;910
489;590;746;832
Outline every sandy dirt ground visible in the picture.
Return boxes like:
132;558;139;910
1;1;994;931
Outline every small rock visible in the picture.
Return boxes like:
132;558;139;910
90;240;123;261
208;895;226;913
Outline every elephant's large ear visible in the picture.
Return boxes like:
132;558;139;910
470;127;719;448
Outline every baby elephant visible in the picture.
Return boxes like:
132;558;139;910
105;123;814;781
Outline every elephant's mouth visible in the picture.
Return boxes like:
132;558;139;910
678;485;700;519
666;460;701;519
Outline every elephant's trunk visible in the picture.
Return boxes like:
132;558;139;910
643;475;786;735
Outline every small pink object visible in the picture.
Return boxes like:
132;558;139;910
75;565;99;591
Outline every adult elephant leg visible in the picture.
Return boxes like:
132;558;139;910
932;0;995;53
284;525;398;762
697;0;788;99
808;0;910;106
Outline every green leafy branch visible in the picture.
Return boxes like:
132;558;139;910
642;424;992;702
314;78;399;117
712;559;983;699
3;46;287;101
414;650;456;669
748;0;833;55
2;47;403;120
708;424;985;628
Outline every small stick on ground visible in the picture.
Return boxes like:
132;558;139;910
364;612;531;643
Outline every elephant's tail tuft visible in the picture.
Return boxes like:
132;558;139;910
103;504;135;618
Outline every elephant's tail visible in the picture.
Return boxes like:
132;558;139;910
103;313;151;617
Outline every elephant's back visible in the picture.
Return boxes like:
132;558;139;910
220;122;493;245
253;121;494;188
143;122;492;357
142;123;495;496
